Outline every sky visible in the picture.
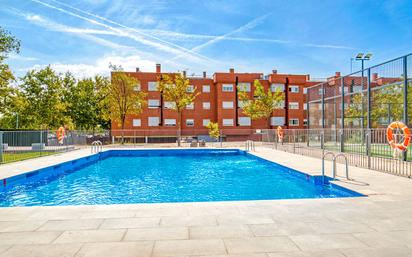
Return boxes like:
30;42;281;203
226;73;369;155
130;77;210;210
1;0;412;79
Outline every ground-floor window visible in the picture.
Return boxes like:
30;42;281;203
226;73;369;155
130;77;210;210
148;117;159;126
132;119;141;127
223;119;234;126
289;118;299;126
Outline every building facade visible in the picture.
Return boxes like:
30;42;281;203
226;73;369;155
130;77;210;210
111;64;320;141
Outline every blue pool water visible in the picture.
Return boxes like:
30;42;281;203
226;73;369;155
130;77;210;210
0;150;361;206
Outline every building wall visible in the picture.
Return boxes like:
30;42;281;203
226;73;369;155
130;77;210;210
111;65;320;138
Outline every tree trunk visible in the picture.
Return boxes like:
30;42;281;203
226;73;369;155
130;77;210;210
177;111;181;147
121;118;125;144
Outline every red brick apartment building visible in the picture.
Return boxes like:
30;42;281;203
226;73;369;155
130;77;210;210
111;64;320;142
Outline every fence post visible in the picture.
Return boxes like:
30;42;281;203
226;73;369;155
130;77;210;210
0;131;3;163
321;84;325;128
366;129;371;169
340;129;344;152
293;130;296;154
367;68;372;129
39;130;43;156
403;55;408;161
320;130;324;150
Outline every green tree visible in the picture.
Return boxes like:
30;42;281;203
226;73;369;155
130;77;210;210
64;75;111;131
109;67;146;143
345;82;406;128
18;66;72;129
0;27;20;124
238;79;284;128
206;122;220;141
158;73;198;146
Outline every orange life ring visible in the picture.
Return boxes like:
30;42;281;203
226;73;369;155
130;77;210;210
386;121;411;151
56;127;65;144
277;126;284;141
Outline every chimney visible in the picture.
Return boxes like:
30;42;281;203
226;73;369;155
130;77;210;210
335;71;341;77
135;67;140;72
183;70;186;77
156;63;161;73
229;68;234;73
372;73;378;81
203;71;207;78
272;69;277;74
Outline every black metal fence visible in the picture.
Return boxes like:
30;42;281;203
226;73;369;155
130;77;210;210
0;130;88;164
262;128;412;178
307;53;412;130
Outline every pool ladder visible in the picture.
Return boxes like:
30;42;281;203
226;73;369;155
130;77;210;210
321;151;349;184
245;140;255;152
91;140;103;153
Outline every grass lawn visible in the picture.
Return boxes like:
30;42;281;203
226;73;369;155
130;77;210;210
323;143;412;160
1;151;58;164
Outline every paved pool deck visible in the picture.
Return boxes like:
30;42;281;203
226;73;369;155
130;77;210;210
0;147;411;256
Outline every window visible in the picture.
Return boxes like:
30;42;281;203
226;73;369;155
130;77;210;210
303;88;308;94
289;119;299;126
134;83;141;91
222;101;234;109
186;103;194;110
222;84;233;92
186;119;194;126
132;119;141;127
202;85;210;93
238;100;249;108
288;102;299;109
164;119;176;126
274;101;285;109
238;82;251;92
148;81;158;91
148;99;160;108
353;86;363;93
164;101;175;109
303;104;307;110
223;119;234;126
187;85;195;93
148;117;159;126
289;85;299;93
271;117;285;126
303;119;308;126
203;102;211;110
203;119;210;126
238;117;251;126
339;86;349;93
271;84;284;92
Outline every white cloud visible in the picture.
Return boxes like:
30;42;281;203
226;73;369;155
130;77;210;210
27;54;156;78
8;54;38;61
168;14;270;62
30;0;214;63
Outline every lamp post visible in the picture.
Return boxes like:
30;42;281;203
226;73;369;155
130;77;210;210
355;53;372;130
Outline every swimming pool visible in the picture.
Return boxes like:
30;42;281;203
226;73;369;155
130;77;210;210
0;149;361;206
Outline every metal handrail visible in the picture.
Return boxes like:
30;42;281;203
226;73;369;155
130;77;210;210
333;153;349;180
245;140;255;152
91;140;103;153
322;151;335;184
322;151;350;184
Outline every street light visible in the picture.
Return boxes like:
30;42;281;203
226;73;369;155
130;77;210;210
355;53;372;71
355;53;372;138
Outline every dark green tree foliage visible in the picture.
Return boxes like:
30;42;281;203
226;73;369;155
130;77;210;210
64;75;110;130
0;27;20;120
